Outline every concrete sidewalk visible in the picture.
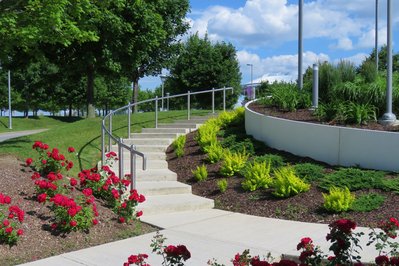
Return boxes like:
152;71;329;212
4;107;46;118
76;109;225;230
19;209;380;266
0;129;47;142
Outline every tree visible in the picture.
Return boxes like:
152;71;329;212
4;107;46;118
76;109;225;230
113;0;190;112
166;34;242;109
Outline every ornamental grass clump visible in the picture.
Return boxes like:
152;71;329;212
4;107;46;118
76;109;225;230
219;150;249;177
241;160;273;192
323;186;355;213
0;193;25;246
173;135;186;158
272;166;310;198
192;164;208;182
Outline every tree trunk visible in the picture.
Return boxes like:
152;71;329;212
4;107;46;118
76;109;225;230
69;103;72;117
86;65;96;118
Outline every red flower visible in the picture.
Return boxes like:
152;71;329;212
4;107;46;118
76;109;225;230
92;219;98;225
118;217;125;223
17;229;24;236
31;172;41;180
5;227;13;234
272;259;298;266
297;237;313;250
37;193;47;203
3;219;10;227
82;188;93;197
66;161;73;171
3;195;11;204
25;158;33;166
41;159;47;165
51;223;58;230
138;194;146;203
251;256;271;266
70;178;77;186
70;220;77;227
68;147;75;153
390;257;399;266
375;255;389;265
136;211;143;218
121;202;127;209
330;219;356;234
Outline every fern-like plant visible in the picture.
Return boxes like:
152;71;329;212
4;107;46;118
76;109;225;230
203;142;225;163
217;179;228;193
220;150;249;177
241;160;273;192
323;186;355;213
196;122;220;149
272;166;310;198
172;135;186;157
192;164;208;182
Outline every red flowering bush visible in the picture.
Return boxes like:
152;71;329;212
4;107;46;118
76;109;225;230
149;232;191;266
368;217;399;262
0;193;25;246
49;190;98;233
79;154;145;223
123;253;150;266
28;141;75;176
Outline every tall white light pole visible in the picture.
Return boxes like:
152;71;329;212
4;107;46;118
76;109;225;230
380;0;396;125
298;0;303;90
160;75;168;111
375;0;379;72
247;63;254;99
8;70;12;129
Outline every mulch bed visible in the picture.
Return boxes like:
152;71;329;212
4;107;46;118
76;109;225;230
166;105;399;228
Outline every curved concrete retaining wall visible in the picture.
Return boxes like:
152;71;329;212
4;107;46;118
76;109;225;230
245;101;399;172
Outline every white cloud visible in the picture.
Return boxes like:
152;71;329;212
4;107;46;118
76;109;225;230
238;50;330;83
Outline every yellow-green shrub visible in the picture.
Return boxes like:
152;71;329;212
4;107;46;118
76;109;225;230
192;164;208;182
196;122;220;149
323;186;355;213
172;135;186;157
217;179;228;193
272;166;310;198
220;150;249;177
203;142;225;163
241;160;273;191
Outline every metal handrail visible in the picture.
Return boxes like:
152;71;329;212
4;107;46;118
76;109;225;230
101;86;234;189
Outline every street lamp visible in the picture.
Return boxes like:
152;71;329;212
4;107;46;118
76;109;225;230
0;63;12;129
246;63;254;99
160;75;168;111
298;0;303;90
375;0;379;72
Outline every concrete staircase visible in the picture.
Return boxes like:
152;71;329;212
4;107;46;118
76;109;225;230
111;116;215;217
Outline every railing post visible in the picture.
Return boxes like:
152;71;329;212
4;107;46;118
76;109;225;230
130;144;137;190
108;114;113;151
312;64;319;109
155;96;158;128
118;138;124;179
166;92;170;111
101;122;105;166
187;90;191;120
127;102;131;138
223;86;226;111
212;87;215;114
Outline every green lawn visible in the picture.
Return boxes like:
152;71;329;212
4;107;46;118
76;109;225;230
0;110;210;176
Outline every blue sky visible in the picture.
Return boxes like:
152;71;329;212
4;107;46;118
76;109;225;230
140;0;399;89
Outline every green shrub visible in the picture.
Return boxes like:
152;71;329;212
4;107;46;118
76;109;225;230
350;193;385;212
172;135;186;158
241;160;273;192
266;82;311;111
220;150;249;177
192;164;208;182
381;177;399;194
272;166;310;198
346;102;377;125
217;179;228;193
196;122;220;149
318;61;342;102
293;163;325;183
323;186;355;213
319;168;385;191
203;142;225;163
254;154;285;169
359;60;378;83
337;60;356;83
314;102;347;123
216;111;236;127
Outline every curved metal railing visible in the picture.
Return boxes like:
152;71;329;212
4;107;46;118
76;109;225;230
101;86;234;189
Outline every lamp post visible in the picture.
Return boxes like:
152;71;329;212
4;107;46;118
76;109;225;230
8;70;11;129
160;75;168;111
380;0;396;125
298;0;303;90
375;0;379;72
246;63;254;99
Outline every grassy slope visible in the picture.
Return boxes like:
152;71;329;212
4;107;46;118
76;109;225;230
0;110;210;177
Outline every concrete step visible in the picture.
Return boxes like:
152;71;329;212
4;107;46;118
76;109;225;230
136;169;177;181
121;151;166;160
157;123;199;129
141;128;189;134
116;158;168;169
135;144;168;153
173;119;208;124
130;133;181;139
138;194;214;216
136;181;191;196
123;138;173;146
